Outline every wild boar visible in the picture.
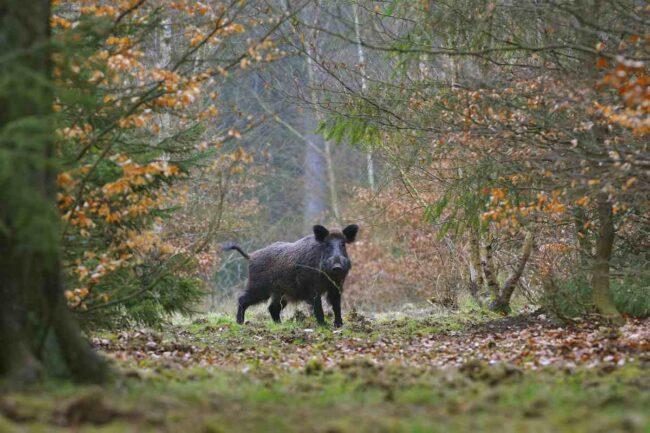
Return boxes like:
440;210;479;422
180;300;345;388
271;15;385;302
223;224;358;327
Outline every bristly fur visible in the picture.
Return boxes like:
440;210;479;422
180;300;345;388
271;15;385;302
227;224;359;327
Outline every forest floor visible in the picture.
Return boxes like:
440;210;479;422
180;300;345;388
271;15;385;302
1;308;648;433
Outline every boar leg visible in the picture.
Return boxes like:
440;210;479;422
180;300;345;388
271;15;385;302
312;296;326;326
237;291;267;324
327;289;343;328
268;296;287;323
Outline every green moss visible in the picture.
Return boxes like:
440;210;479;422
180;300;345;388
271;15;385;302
2;364;648;433
2;316;648;433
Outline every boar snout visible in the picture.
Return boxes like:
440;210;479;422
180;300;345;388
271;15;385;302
324;255;350;274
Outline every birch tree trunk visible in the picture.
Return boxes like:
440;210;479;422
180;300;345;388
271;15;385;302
481;231;534;314
481;231;500;302
353;1;375;192
157;16;172;134
468;226;485;306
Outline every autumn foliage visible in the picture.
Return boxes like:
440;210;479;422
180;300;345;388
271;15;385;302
22;0;650;324
50;0;284;325
317;1;648;319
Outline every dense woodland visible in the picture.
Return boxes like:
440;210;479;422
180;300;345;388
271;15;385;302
0;0;648;432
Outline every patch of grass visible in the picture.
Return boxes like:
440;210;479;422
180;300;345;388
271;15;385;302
2;313;647;433
184;313;240;333
2;364;647;433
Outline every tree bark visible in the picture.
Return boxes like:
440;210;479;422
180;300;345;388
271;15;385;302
352;1;375;192
591;195;623;323
490;232;534;314
302;118;328;226
481;230;534;315
304;42;328;225
573;206;592;270
323;138;340;221
297;2;333;227
480;232;500;302
0;0;108;385
157;16;173;134
281;0;339;226
468;226;484;306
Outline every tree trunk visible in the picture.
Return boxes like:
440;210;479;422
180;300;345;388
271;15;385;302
157;16;172;134
304;49;328;225
0;0;108;385
480;230;534;315
490;232;534;314
468;226;484;306
573;206;592;270
303;7;336;227
591;195;623;323
480;232;500;302
302;120;328;226
353;1;375;192
323;139;340;221
281;0;338;227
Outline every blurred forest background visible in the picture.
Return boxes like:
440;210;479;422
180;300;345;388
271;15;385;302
2;0;648;346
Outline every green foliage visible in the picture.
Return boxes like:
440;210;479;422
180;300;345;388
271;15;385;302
315;0;648;319
542;273;650;319
47;7;213;329
318;113;380;149
79;271;205;329
612;279;650;319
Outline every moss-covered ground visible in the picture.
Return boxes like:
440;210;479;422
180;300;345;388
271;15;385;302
1;309;648;433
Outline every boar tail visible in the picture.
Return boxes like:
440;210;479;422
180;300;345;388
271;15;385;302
222;242;250;260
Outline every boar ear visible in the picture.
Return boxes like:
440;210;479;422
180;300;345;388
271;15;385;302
343;224;359;243
313;225;329;242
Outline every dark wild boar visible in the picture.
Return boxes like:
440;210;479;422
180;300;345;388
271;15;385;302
223;224;358;327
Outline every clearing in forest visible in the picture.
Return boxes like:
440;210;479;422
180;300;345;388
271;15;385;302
1;310;648;433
